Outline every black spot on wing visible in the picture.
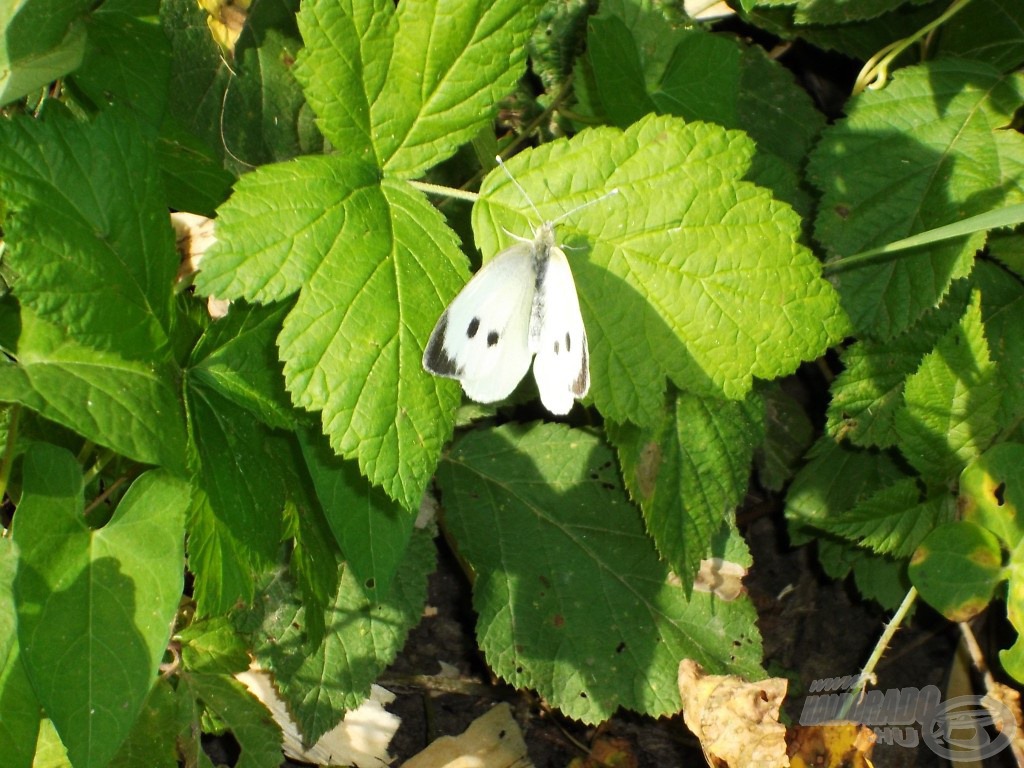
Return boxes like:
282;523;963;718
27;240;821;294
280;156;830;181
422;314;463;376
467;317;479;338
487;331;500;347
553;339;560;354
565;332;571;352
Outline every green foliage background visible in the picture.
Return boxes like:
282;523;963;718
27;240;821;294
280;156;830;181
0;0;1023;765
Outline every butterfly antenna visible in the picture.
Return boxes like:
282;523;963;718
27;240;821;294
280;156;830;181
550;187;620;226
495;155;543;222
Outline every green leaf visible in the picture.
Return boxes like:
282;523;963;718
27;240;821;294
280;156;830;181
744;1;946;63
474;115;847;421
826;283;968;447
757;383;814;492
851;552;911;610
610;390;761;590
577;0;820;218
282;489;341;649
109;680;181;768
179;616;251;676
785;435;909;546
248;530;433;744
297;425;414;602
0;539;39;768
439;423;764;724
12;444;188;768
960;442;1024;549
809;59;1024;338
188;302;295;431
810;477;955;558
184;673;282;768
894;292;1003;481
162;0;317;171
185;384;285;615
72;7;171;125
295;0;543;178
0;0;90;106
197;156;465;508
937;0;1024;72
755;0;933;24
909;521;1003;621
157;119;235;215
1002;564;1024;682
972;261;1024;424
0;308;188;474
0;109;179;361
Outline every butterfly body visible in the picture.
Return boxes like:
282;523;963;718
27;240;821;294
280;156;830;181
422;220;589;415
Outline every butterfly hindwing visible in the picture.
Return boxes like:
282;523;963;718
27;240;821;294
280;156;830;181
422;243;536;404
531;244;590;415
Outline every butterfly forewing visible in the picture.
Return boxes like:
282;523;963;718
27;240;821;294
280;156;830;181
422;243;536;404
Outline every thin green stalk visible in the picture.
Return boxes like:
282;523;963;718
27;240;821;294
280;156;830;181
407;180;480;203
838;586;918;719
853;0;973;94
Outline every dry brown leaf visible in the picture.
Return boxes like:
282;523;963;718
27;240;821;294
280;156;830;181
403;703;533;768
787;723;875;768
678;659;789;767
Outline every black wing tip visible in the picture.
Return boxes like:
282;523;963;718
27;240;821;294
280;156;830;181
422;314;463;377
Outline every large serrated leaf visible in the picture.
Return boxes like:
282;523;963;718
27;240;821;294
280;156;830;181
826;283;969;447
810;59;1024;338
295;0;542;178
438;423;763;724
12;444;188;768
474;114;846;422
610;390;761;589
809;477;955;557
196;155;464;509
786;435;909;546
894;292;1003;481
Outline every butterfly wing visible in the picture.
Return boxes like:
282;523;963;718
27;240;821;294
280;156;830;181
422;244;536;404
531;245;590;415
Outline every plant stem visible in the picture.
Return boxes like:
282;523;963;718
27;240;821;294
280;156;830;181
838;586;918;719
853;0;973;94
408;180;480;203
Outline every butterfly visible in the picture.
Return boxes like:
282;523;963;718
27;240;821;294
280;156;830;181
422;160;616;415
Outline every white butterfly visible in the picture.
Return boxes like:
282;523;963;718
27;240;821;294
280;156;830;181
422;161;615;415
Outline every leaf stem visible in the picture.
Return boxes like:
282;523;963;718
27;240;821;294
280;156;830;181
838;586;918;719
83;447;115;487
853;0;973;94
408;180;480;203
